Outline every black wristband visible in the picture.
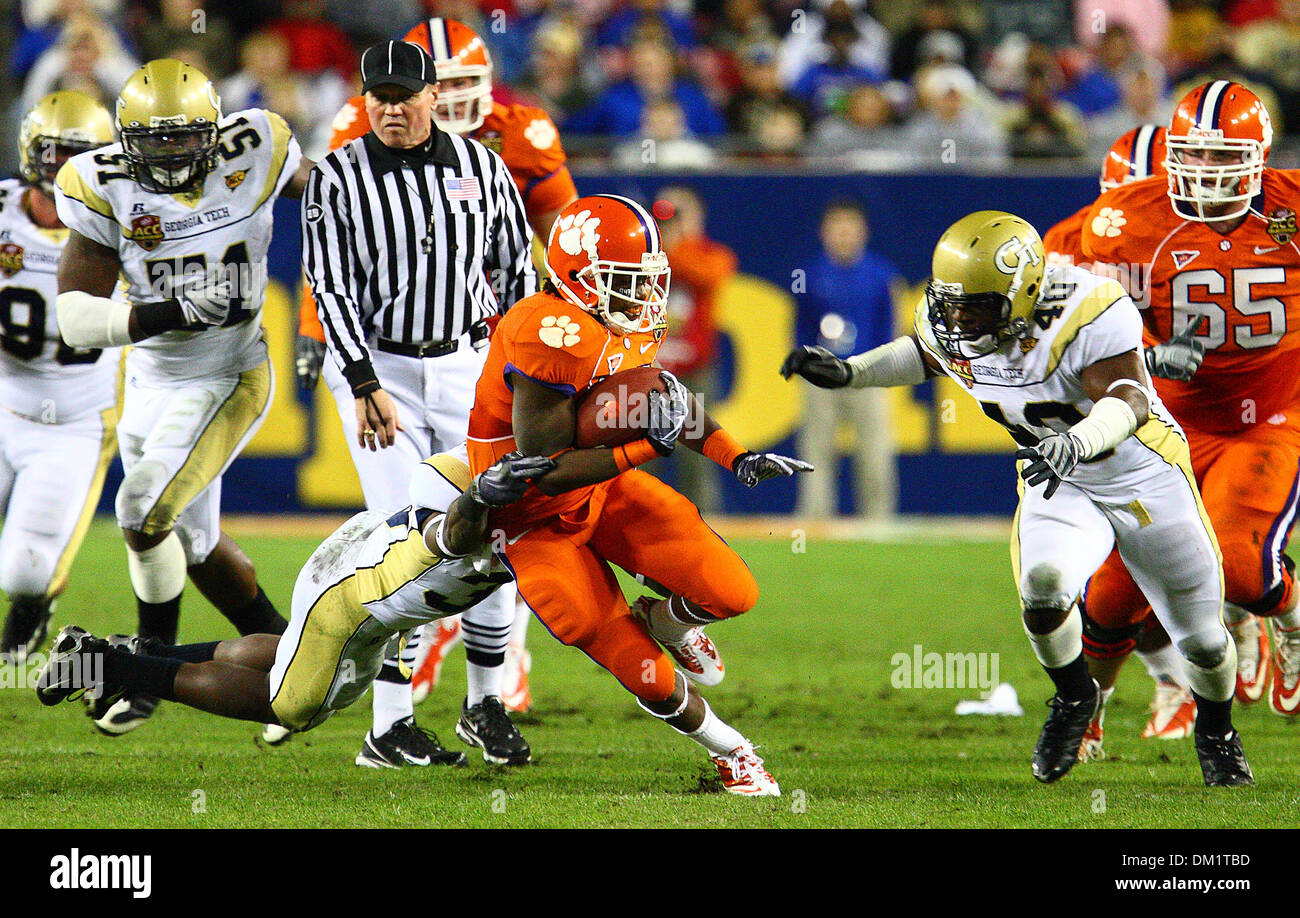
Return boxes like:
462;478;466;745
133;298;188;339
342;358;380;397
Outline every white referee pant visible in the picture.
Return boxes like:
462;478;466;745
322;332;517;682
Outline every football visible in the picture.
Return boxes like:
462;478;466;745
573;366;669;449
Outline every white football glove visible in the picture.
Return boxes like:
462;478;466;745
1015;433;1081;499
732;452;815;487
1144;320;1205;381
176;273;234;327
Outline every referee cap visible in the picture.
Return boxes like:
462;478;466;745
361;40;437;94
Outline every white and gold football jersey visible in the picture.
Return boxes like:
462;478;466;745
0;178;116;422
915;262;1189;503
53;108;301;382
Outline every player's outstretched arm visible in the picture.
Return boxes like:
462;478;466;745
780;335;939;389
1015;349;1150;499
427;453;557;557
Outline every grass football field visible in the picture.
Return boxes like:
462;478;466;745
2;518;1297;829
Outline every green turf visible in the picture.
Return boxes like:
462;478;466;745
2;519;1296;828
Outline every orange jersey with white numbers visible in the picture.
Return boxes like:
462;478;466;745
1043;203;1090;268
300;98;576;340
467;290;663;536
1081;170;1300;434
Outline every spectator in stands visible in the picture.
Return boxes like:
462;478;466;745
794;199;901;522
1171;32;1285;133
1223;0;1280;27
1165;0;1224;80
138;0;236;78
324;0;423;48
791;19;886;118
266;0;357;81
219;28;349;160
518;17;599;125
650;186;738;513
903;64;1007;167
1004;51;1086;159
1086;61;1172;158
611;98;717;169
1059;24;1145;117
752;102;809;160
1073;0;1170;58
890;0;979;82
778;0;891;91
596;0;698;50
1234;0;1300;129
12;0;124;82
805;84;903;158
727;40;808;142
564;36;726;138
19;11;137;112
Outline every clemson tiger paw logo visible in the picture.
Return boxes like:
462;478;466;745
524;118;558;150
555;210;601;261
1091;207;1127;238
539;314;581;348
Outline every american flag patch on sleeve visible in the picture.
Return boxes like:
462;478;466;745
444;177;482;201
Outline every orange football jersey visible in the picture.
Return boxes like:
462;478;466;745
300;99;576;341
1043;203;1090;268
1081;170;1300;434
467;290;663;536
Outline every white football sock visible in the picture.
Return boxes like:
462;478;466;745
466;661;501;706
372;681;413;735
647;596;695;642
1138;643;1187;686
125;531;186;603
512;592;531;640
684;699;747;756
1023;606;1083;670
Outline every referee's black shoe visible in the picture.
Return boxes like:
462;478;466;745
457;695;532;765
1195;729;1254;787
1031;680;1100;783
356;716;466;768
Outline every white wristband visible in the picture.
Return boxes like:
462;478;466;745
845;336;926;388
56;290;132;348
425;512;465;559
1067;396;1138;460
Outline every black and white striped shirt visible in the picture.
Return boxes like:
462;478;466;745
302;126;536;390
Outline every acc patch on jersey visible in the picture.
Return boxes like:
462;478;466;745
949;356;975;388
225;170;247;190
1267;207;1297;244
538;314;581;348
0;243;23;277
126;214;163;251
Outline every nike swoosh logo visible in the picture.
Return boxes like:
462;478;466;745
401;752;431;765
1255;245;1281;254
640;342;654;353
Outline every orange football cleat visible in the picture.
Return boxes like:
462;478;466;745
1141;682;1196;739
411;617;463;705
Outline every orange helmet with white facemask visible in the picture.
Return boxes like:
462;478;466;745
1100;124;1167;193
546;195;671;336
404;18;493;134
1165;80;1272;221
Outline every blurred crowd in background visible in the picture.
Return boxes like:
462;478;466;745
4;0;1300;172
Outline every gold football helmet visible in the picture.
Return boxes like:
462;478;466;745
18;90;115;194
926;210;1045;360
116;59;222;194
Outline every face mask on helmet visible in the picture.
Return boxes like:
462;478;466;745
121;122;218;194
433;69;491;133
927;280;1022;360
1165;130;1264;221
573;251;671;335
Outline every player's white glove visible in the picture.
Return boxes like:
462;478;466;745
780;345;852;388
1015;433;1081;499
176;272;234;327
1144;320;1205;381
468;451;557;506
646;371;691;456
732;452;815;487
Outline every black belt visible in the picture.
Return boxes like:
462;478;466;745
375;320;491;359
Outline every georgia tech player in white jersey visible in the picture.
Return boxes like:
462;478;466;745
0;91;117;664
781;210;1250;787
35;451;553;762
52;59;314;735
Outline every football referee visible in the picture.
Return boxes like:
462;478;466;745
302;39;537;769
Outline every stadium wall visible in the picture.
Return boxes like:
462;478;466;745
94;170;1100;517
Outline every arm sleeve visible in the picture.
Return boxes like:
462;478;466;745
301;160;373;386
486;151;538;313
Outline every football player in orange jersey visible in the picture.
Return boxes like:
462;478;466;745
1043;126;1203;756
1081;81;1300;729
294;18;579;716
466;194;811;795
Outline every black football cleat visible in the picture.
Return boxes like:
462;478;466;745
355;716;467;768
88;691;160;735
36;626;120;706
1195;729;1255;787
456;695;532;765
2;596;55;665
1032;680;1100;783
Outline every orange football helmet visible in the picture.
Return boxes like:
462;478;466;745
1165;80;1272;221
546;195;671;336
404;18;492;134
1099;125;1167;193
